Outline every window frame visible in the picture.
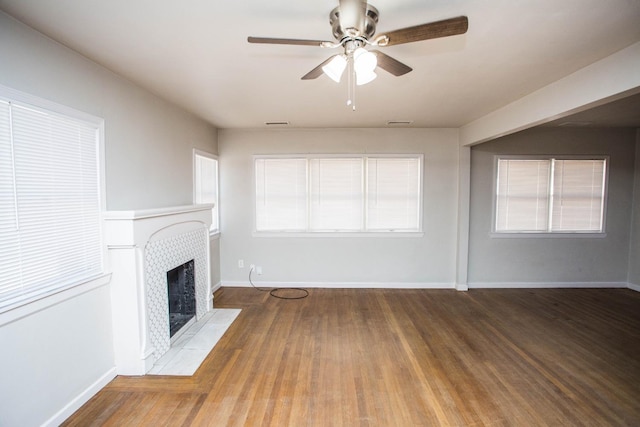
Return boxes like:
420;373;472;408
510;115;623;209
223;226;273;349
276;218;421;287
193;149;219;236
0;84;107;318
491;155;609;238
253;153;424;237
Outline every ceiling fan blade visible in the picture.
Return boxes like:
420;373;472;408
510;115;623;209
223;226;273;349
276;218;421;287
377;16;468;46
247;36;330;47
371;50;412;76
301;55;339;80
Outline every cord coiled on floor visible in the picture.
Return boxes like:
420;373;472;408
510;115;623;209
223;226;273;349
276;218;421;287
248;267;309;300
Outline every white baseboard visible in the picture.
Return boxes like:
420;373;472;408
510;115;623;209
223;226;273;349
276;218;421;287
222;281;636;291
43;367;117;427
455;283;469;291
467;281;628;289
212;281;222;293
221;281;456;290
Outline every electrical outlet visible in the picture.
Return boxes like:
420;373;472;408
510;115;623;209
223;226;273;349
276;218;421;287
238;259;244;268
256;266;263;275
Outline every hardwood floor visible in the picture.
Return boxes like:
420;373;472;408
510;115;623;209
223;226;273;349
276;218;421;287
64;288;640;426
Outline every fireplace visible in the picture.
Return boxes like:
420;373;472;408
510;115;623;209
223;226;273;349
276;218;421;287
104;204;214;375
167;260;196;337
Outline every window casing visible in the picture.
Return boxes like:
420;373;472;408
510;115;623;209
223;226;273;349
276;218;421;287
255;154;423;234
494;157;607;234
0;89;104;313
194;150;219;233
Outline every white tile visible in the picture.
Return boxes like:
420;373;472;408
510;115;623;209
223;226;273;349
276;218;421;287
148;308;241;376
184;327;226;350
210;308;242;324
152;346;183;369
156;348;211;376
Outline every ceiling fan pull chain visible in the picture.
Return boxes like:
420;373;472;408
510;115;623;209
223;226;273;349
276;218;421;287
347;54;356;111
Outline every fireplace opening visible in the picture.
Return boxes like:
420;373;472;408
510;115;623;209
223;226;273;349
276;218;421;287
167;259;196;337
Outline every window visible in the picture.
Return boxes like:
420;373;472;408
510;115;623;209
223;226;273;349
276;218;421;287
194;150;219;233
255;158;308;231
0;93;103;312
255;155;422;233
310;158;363;231
495;157;606;233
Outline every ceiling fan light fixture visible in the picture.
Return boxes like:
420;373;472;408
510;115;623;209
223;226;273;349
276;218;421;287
353;47;377;73
322;55;347;82
352;47;377;86
356;70;377;85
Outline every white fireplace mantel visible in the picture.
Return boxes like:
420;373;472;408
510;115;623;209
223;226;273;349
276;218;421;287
104;204;214;375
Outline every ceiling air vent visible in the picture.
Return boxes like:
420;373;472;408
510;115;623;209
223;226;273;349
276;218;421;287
557;121;593;127
265;121;290;126
386;120;413;125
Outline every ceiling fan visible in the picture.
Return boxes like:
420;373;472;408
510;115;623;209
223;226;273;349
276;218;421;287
248;0;468;84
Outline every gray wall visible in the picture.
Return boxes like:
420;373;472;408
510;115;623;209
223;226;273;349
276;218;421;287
0;12;218;426
0;13;218;211
218;128;461;287
211;236;222;287
468;127;637;285
628;132;640;287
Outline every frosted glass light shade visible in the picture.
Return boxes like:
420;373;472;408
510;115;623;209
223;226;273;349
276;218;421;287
354;48;377;73
322;55;347;82
356;70;377;85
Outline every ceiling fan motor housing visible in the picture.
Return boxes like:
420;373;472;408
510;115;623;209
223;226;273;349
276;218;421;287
330;3;379;41
248;1;469;81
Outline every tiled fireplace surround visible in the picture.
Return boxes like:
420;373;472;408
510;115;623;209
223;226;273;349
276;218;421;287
104;205;213;375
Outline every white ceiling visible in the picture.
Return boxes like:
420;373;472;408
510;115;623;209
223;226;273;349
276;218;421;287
1;0;639;129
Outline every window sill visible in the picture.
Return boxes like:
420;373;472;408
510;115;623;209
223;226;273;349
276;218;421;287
0;273;112;326
490;232;607;239
253;231;424;238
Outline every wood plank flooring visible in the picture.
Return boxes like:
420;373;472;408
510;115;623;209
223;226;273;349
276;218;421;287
63;288;640;426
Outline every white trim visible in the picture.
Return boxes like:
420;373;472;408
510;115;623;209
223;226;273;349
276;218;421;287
192;149;218;197
490;232;607;239
628;283;640;292
0;84;103;125
0;273;111;327
193;149;219;234
253;153;424;234
0;86;107;316
212;281;222;293
253;231;424;238
42;367;117;427
468;281;628;289
222;281;637;291
222;281;455;289
102;204;214;221
492;155;609;235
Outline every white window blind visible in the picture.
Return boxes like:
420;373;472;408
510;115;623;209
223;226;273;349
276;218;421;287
255;158;308;231
367;157;421;231
310;158;363;231
496;159;550;231
194;152;219;232
495;158;606;233
0;99;103;311
551;160;605;231
255;155;422;233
